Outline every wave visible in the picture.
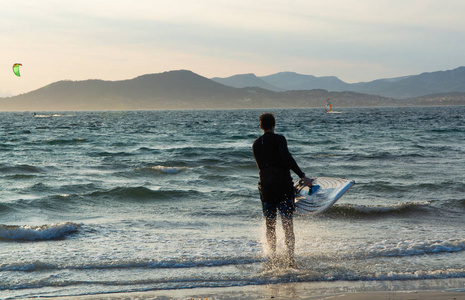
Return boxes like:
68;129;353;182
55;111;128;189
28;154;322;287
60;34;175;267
0;164;44;174
0;256;259;272
323;201;432;218
40;138;86;145
355;180;465;194
346;152;426;161
360;268;465;281
0;203;12;213
360;238;465;258
0;222;80;241
3;246;465;287
0;186;203;214
88;186;201;201
89;151;134;157
34;114;73;118
429;128;464;134
5;235;458;272
137;165;188;174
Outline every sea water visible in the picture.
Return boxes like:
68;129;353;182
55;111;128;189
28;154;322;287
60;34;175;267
0;107;464;298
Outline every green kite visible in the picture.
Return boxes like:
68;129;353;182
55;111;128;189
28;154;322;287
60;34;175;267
12;63;22;77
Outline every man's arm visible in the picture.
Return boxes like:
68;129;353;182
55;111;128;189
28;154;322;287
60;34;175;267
277;135;305;178
278;135;313;187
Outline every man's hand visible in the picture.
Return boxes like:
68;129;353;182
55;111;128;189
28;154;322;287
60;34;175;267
300;176;313;187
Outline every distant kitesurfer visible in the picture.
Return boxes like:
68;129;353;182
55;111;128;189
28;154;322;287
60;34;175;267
252;113;313;267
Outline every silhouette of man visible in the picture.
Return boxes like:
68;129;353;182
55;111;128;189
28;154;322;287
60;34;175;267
252;113;312;266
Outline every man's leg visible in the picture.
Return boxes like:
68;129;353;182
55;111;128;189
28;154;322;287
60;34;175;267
261;198;278;254
282;215;295;259
265;217;277;253
280;194;296;267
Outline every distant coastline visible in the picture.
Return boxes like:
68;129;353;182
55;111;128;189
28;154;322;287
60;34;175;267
1;69;465;111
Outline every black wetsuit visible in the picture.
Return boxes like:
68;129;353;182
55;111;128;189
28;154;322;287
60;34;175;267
252;132;305;204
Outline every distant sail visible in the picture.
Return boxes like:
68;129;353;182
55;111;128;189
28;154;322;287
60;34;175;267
325;98;332;113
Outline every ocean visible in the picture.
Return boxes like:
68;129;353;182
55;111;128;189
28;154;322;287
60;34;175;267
1;106;464;298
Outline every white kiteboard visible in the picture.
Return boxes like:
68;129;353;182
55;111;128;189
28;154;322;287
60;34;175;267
295;177;355;214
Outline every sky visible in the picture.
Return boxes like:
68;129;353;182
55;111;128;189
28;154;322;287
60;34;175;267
1;0;464;97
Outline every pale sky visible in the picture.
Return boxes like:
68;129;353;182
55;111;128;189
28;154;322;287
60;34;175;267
1;0;464;96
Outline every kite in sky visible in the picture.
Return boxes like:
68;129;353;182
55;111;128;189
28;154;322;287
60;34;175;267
12;63;22;77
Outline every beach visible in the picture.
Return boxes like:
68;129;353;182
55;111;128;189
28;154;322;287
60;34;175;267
45;280;465;299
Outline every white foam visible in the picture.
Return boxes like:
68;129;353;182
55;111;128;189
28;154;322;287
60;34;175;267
151;165;187;174
364;238;465;258
366;268;465;281
0;222;80;241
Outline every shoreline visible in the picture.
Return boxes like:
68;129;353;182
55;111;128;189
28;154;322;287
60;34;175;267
43;279;465;299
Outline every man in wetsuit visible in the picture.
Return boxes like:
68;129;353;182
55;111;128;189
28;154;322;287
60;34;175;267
252;113;313;266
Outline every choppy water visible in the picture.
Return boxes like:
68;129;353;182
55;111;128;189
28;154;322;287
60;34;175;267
1;106;464;298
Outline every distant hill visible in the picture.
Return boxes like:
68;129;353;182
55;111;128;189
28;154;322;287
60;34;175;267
213;67;465;99
1;69;464;111
342;67;465;98
1;70;244;111
261;72;350;91
211;73;282;92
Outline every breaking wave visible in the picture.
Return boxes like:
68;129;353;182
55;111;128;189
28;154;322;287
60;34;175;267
0;222;80;241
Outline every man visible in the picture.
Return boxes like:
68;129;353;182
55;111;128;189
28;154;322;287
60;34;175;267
252;113;312;267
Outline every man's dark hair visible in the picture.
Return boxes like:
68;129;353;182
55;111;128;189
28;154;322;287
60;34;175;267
259;113;275;130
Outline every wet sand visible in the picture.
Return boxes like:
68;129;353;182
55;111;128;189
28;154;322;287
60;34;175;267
45;280;465;299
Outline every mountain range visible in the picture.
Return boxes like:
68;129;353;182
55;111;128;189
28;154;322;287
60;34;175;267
212;66;465;99
1;68;464;111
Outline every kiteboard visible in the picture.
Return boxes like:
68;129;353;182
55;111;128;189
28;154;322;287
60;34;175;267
295;177;355;214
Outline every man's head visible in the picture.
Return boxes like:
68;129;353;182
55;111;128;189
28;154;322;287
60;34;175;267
259;113;275;131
